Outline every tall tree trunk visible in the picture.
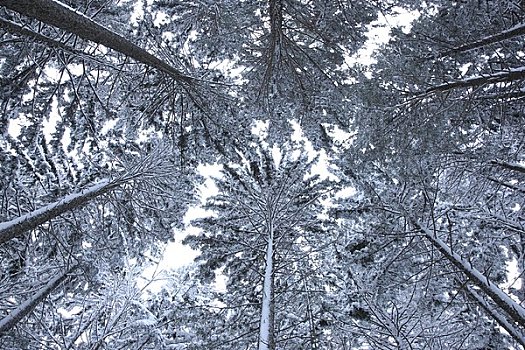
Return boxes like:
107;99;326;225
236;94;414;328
0;0;191;83
411;218;525;327
0;179;120;244
0;265;77;333
424;68;525;94
461;281;525;347
435;23;525;58
258;216;275;350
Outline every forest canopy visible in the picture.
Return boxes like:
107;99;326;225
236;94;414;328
1;0;525;349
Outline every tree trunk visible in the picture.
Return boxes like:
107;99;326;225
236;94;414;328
0;179;120;244
462;281;525;347
258;217;275;350
0;265;77;333
0;0;191;83
0;17;116;67
424;68;525;94
412;218;525;327
435;23;525;58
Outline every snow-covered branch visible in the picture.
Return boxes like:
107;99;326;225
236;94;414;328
435;23;525;58
0;0;192;83
425;68;525;94
0;266;77;333
0;179;120;244
412;218;525;328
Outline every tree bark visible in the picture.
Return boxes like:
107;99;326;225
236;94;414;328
0;266;77;333
0;179;120;244
425;68;525;95
462;282;525;347
0;0;191;83
0;17;117;67
258;213;275;350
411;218;525;327
435;23;525;58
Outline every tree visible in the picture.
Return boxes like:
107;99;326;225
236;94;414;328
184;140;340;349
0;264;77;333
2;0;525;348
0;0;191;83
0;144;192;347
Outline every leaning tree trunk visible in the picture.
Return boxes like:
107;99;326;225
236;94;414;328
0;179;120;244
0;265;77;333
0;0;191;83
461;281;525;347
411;217;525;328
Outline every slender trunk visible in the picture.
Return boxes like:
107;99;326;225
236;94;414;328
303;274;318;350
462;282;525;347
0;179;119;244
0;0;191;83
435;23;525;58
424;68;525;94
412;218;525;327
0;266;77;333
491;160;525;175
258;217;275;350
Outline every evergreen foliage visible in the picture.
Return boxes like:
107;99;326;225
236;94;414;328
1;0;525;349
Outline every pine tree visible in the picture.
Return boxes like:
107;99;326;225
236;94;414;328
184;140;340;349
2;0;525;348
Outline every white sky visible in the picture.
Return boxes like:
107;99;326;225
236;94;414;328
345;7;418;68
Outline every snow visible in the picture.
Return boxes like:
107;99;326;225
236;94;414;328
0;179;111;235
153;11;169;27
419;222;525;323
0;270;68;332
344;7;420;68
214;267;227;293
7;113;31;139
42;96;61;144
57;305;83;319
335;186;357;199
258;227;274;350
134;317;157;327
130;0;144;24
